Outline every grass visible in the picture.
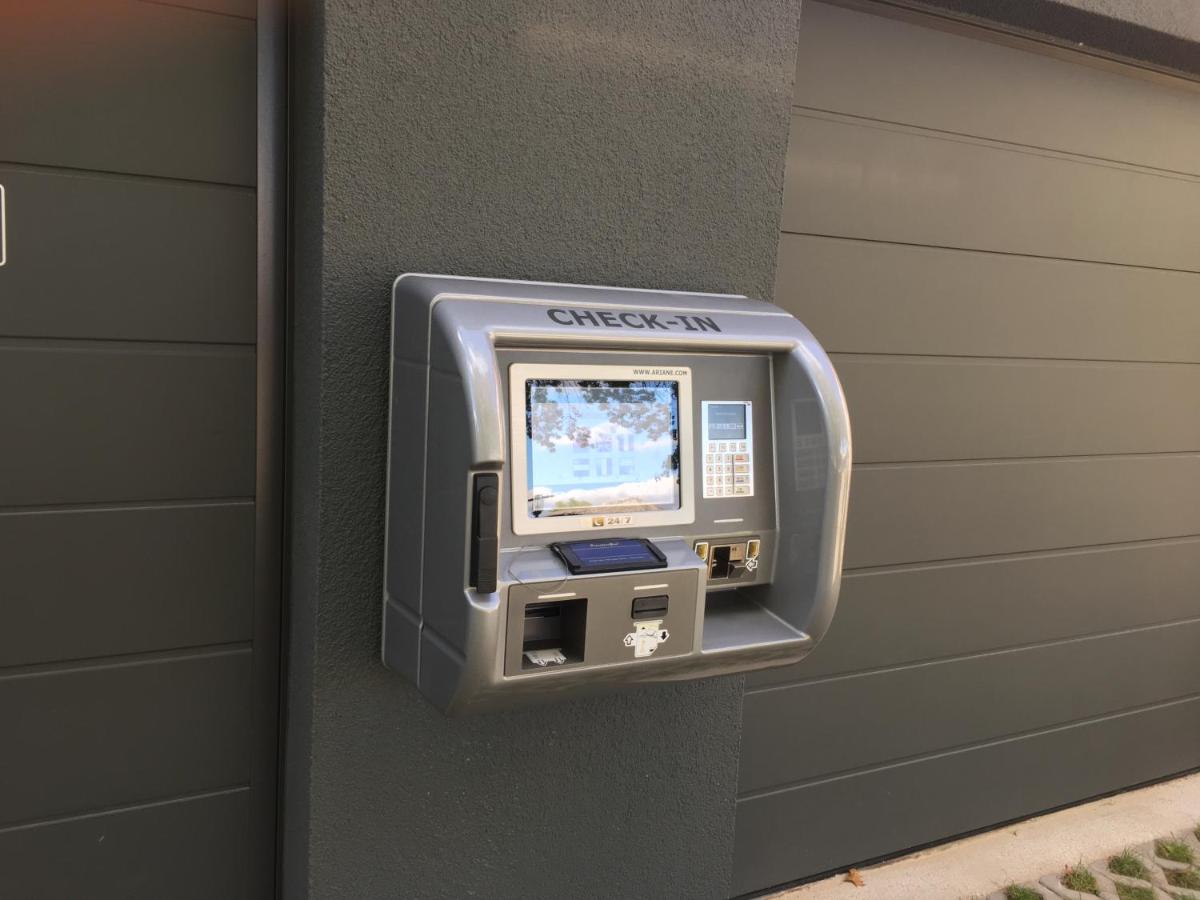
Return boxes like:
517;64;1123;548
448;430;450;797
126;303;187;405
1109;850;1149;880
1004;886;1043;900
1115;884;1155;900
1062;865;1100;895
1158;840;1195;865
1166;868;1200;890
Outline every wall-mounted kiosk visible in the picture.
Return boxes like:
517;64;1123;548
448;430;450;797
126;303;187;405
383;275;851;713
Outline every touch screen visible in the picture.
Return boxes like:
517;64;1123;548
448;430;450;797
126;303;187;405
525;380;681;519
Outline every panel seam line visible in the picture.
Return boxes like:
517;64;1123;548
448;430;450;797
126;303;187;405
790;105;1200;181
0;641;253;680
778;231;1200;276
0;784;251;835
737;692;1200;801
845;532;1200;572
748;615;1200;694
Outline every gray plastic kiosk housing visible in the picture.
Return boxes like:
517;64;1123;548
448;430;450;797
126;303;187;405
383;275;850;713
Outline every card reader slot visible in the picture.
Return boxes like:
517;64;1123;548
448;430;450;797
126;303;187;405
631;595;668;620
469;473;499;593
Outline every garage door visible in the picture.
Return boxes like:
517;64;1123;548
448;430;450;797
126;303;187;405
0;2;281;898
734;3;1200;893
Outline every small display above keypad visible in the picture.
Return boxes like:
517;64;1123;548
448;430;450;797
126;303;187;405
701;401;754;499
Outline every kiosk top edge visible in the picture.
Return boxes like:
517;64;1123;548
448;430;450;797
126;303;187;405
392;273;778;315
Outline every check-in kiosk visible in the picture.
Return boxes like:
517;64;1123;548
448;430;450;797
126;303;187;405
383;275;850;713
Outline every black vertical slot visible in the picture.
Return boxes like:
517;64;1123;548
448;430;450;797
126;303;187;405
470;473;499;592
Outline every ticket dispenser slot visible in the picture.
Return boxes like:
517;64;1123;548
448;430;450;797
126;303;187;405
382;275;851;713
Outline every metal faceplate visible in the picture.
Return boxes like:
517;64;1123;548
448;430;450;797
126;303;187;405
383;274;851;713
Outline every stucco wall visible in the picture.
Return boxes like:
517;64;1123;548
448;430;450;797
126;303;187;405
284;2;802;897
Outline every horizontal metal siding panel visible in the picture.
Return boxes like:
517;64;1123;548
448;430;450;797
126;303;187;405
846;455;1200;569
0;651;251;827
732;696;1200;894
0;344;255;506
0;503;253;668
836;356;1200;463
0;0;254;184
795;3;1200;175
0;166;255;343
0;790;250;900
782;113;1200;271
740;619;1200;794
749;538;1200;687
775;234;1200;363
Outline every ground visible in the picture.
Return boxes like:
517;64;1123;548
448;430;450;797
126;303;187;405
769;773;1200;900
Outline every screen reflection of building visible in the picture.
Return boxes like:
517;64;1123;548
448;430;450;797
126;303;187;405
529;434;638;516
571;432;637;480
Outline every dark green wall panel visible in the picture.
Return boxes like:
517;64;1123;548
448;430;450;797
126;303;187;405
152;0;256;17
846;455;1200;569
742;620;1200;793
0;0;269;897
738;3;1200;893
783;114;1200;271
0;166;254;343
751;537;1200;687
0;344;254;506
0;790;250;900
837;356;1200;463
0;503;253;667
0;651;251;827
795;2;1200;175
0;0;254;184
776;234;1200;363
734;696;1200;894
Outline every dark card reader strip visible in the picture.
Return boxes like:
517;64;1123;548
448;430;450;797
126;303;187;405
550;537;668;575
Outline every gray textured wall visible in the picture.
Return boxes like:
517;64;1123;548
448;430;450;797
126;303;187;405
284;2;801;898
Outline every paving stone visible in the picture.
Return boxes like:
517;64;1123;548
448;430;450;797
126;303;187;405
1087;859;1170;900
1129;842;1200;900
1141;840;1195;872
1179;829;1200;858
1040;869;1119;900
986;883;1054;900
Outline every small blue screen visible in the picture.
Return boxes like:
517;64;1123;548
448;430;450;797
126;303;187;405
570;539;660;566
